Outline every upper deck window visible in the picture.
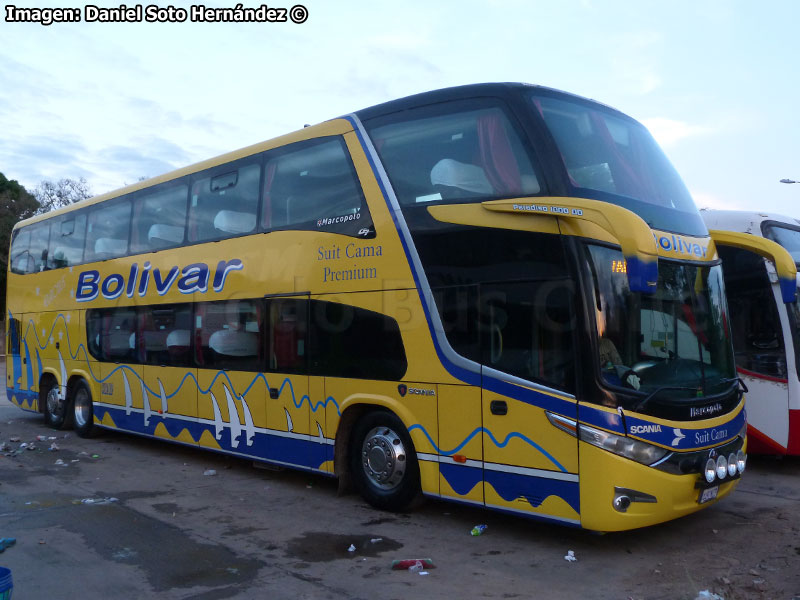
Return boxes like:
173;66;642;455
132;181;188;252
261;137;372;237
85;199;131;262
366;102;542;206
532;93;705;235
189;162;260;243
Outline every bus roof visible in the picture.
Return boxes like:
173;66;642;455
15;82;633;232
350;81;624;122
701;208;800;236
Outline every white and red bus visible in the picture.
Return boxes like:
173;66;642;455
703;209;800;454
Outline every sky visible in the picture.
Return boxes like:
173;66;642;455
1;0;799;216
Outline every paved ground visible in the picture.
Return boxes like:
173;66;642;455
1;363;799;599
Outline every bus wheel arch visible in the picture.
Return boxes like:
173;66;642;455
347;407;422;512
40;372;72;430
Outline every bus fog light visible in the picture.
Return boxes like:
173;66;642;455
704;458;717;483
736;450;746;473
716;455;728;480
727;454;737;477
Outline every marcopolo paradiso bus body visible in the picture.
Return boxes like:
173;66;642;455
5;83;749;531
702;209;800;456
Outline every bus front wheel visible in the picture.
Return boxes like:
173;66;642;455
72;379;97;438
350;410;421;512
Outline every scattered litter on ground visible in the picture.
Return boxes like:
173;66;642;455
370;538;383;544
347;544;356;552
91;454;100;459
695;591;724;600
470;524;487;536
36;435;46;441
0;538;16;553
564;550;577;562
391;558;436;570
54;459;67;466
9;437;20;443
49;443;59;451
80;497;119;505
408;560;424;572
203;469;217;476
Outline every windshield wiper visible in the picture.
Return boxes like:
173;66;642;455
712;377;748;395
635;385;703;412
635;377;745;413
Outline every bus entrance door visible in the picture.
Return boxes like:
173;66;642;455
265;296;312;469
479;280;581;523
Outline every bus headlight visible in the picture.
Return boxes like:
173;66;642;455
578;423;669;465
727;454;738;478
736;450;746;473
705;458;717;483
716;455;728;480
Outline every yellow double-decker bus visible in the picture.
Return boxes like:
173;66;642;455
6;83;751;531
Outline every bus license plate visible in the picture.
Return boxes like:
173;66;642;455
698;486;719;504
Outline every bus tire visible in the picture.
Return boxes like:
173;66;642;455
43;378;73;430
72;379;97;438
350;410;421;512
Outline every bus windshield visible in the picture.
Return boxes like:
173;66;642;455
764;222;800;379
763;222;800;263
532;93;706;236
586;244;736;403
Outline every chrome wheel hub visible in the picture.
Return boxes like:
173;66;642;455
74;388;91;428
46;387;61;417
361;426;407;490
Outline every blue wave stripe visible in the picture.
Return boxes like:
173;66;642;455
439;463;579;514
94;404;329;470
408;424;567;472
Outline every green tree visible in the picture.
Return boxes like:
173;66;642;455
33;177;92;214
0;172;40;314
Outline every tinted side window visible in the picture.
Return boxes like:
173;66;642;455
262;138;373;237
197;299;263;371
132;182;188;253
718;245;786;378
9;228;32;274
267;298;308;374
189;163;260;242
85;199;131;262
481;280;576;392
310;301;407;380
87;307;139;363
7;318;21;355
48;213;87;269
367;103;541;206
28;223;51;273
142;304;193;367
434;284;480;362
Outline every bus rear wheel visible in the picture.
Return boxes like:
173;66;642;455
72;380;97;438
44;380;72;430
350;410;421;512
